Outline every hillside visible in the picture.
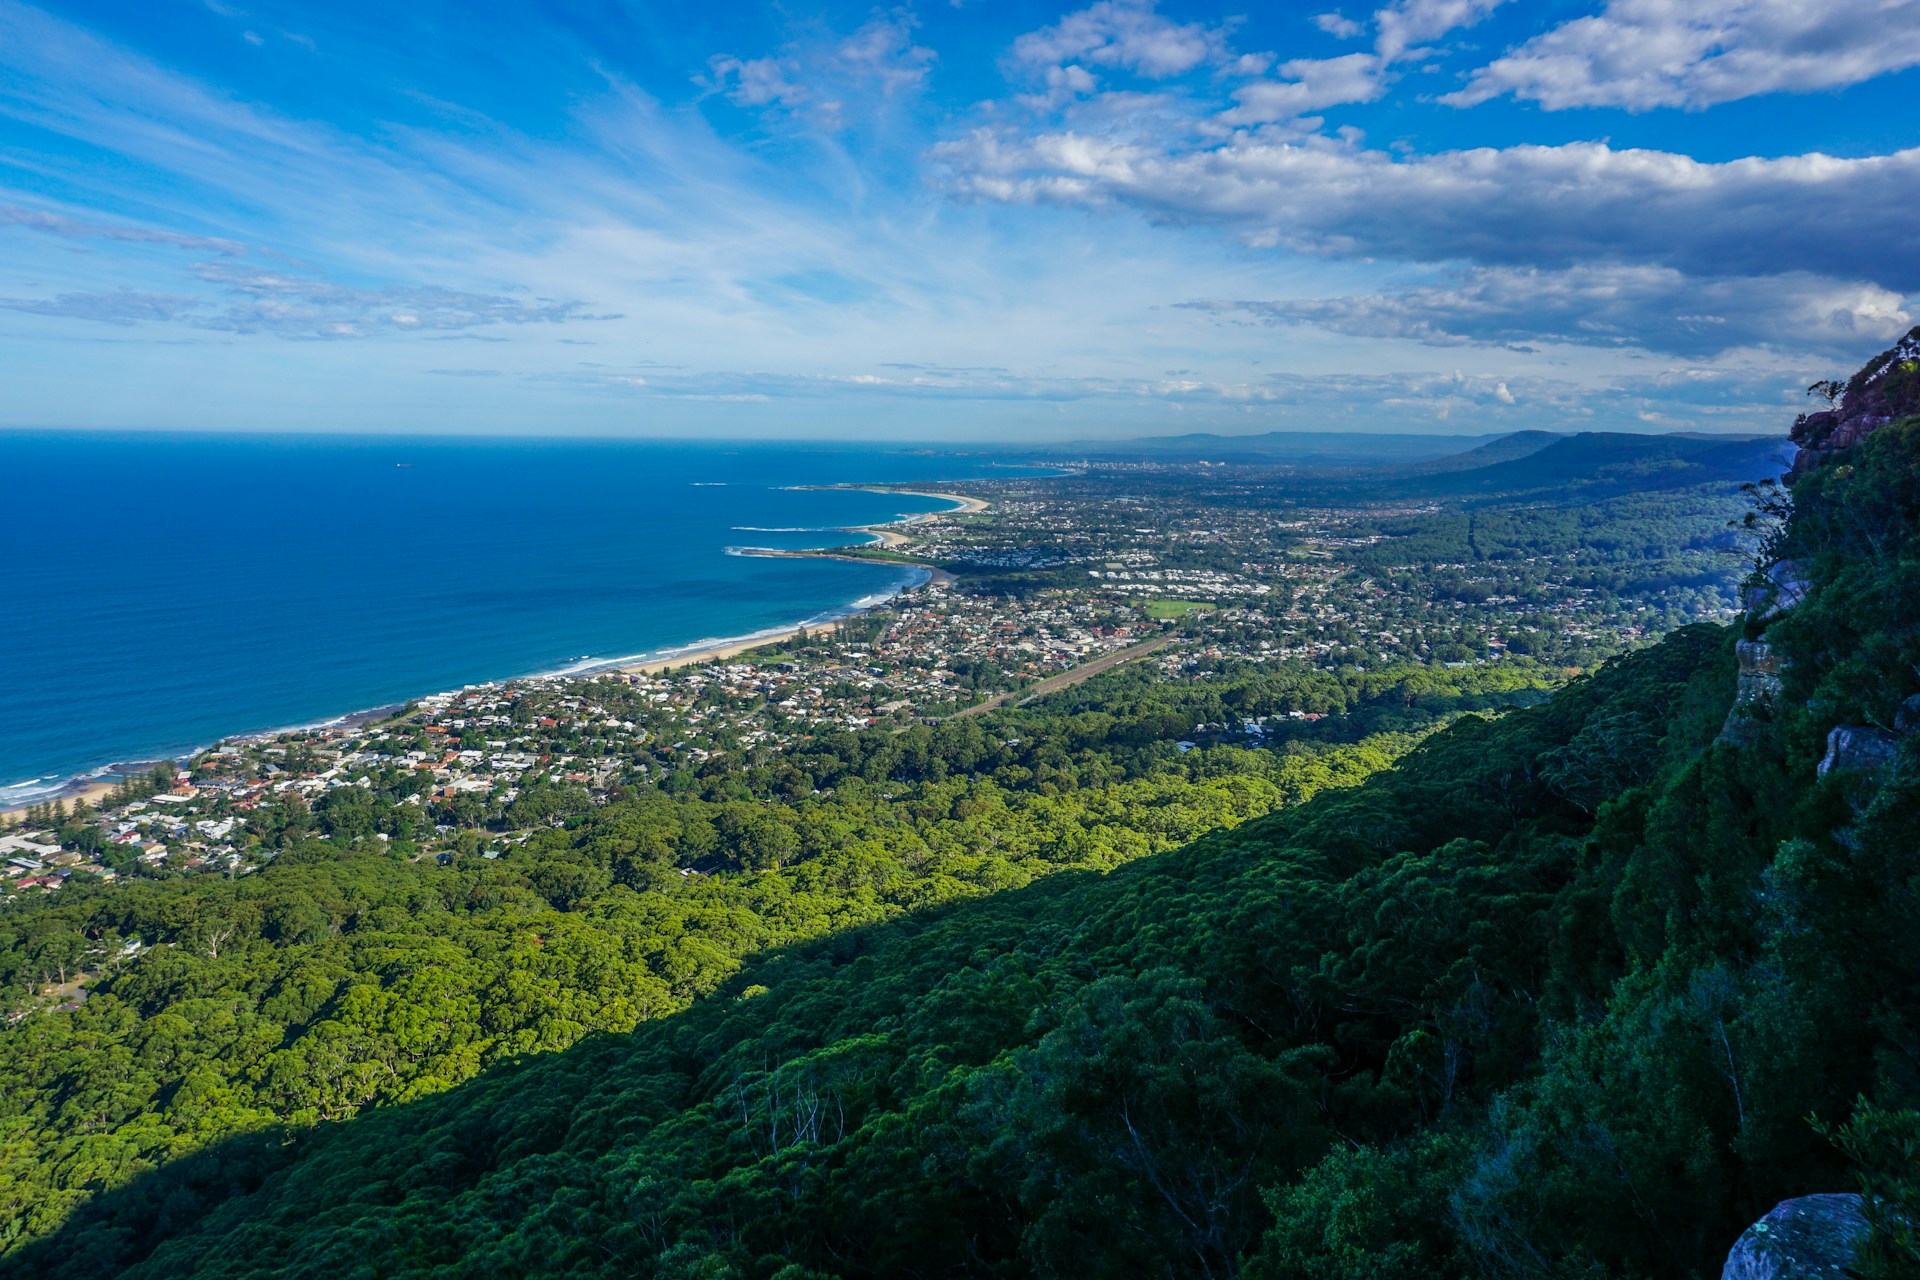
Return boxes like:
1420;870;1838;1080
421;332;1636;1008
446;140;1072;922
1402;427;1561;474
1400;430;1788;500
5;334;1919;1278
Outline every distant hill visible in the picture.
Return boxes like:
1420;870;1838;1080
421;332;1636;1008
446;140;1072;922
1034;429;1785;488
1395;430;1789;499
1405;428;1561;474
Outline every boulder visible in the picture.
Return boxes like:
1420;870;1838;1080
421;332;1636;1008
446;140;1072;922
1818;725;1902;777
1722;1193;1868;1279
1895;693;1920;737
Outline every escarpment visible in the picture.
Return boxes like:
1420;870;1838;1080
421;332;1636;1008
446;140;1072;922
1722;327;1920;757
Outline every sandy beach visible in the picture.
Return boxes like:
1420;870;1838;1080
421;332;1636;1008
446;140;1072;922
614;617;851;676
616;488;987;676
863;488;991;515
840;488;989;547
2;779;121;822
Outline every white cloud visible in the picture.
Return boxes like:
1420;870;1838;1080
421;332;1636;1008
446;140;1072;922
1185;265;1915;357
1011;0;1226;80
1;205;244;255
707;14;935;126
1314;12;1365;39
1221;54;1385;123
935;134;1920;292
1447;0;1920;111
0;260;601;338
1374;0;1511;61
835;14;937;92
707;55;811;110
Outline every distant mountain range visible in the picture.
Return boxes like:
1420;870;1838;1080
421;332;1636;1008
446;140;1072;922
1042;429;1513;467
1038;427;1789;498
1394;430;1791;499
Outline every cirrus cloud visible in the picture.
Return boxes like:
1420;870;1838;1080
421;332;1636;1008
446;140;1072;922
1;261;606;339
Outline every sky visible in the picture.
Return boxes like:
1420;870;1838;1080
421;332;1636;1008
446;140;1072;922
2;0;1918;440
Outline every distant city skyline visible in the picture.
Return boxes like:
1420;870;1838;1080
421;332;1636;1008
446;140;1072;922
3;0;1917;438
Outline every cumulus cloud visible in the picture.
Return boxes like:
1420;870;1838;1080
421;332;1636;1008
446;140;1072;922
707;13;935;125
1447;0;1920;111
707;55;811;110
1374;0;1511;61
1011;0;1226;80
1213;1;1506;128
1314;12;1365;39
835;14;936;92
1221;53;1386;123
1184;265;1914;358
934;134;1920;291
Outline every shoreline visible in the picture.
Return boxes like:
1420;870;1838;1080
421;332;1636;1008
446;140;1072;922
618;489;984;674
2;487;987;820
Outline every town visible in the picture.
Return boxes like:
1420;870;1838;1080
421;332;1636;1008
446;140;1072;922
2;460;1748;895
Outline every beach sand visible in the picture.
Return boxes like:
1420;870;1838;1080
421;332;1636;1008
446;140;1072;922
614;618;849;676
842;488;989;547
3;779;121;822
864;488;990;515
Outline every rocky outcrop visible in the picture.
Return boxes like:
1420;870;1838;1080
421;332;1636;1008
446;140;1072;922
1789;326;1920;482
1720;638;1787;745
1732;331;1920;757
1819;725;1903;777
1722;1194;1869;1279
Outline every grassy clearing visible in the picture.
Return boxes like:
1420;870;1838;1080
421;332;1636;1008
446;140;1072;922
1140;598;1214;620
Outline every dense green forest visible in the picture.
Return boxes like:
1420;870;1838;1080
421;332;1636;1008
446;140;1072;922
0;662;1554;1260
3;398;1916;1275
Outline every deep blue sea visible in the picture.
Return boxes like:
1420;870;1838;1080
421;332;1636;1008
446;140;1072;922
0;432;1024;804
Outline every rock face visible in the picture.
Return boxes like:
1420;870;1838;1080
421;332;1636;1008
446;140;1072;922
1720;639;1788;745
1819;725;1903;777
1789;326;1920;482
1722;1194;1869;1279
1734;331;1920;759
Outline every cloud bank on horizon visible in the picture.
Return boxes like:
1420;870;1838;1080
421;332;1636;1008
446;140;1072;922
1;0;1916;438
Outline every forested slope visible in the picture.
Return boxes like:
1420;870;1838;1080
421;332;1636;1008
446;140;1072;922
7;339;1920;1278
0;665;1543;1263
15;625;1739;1279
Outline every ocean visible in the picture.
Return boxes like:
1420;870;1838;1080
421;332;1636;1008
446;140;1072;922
1;432;1026;805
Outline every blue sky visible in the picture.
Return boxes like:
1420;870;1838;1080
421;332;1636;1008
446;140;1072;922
3;0;1918;439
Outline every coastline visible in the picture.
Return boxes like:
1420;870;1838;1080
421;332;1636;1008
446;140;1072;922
2;487;987;819
619;488;985;674
1;779;123;821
